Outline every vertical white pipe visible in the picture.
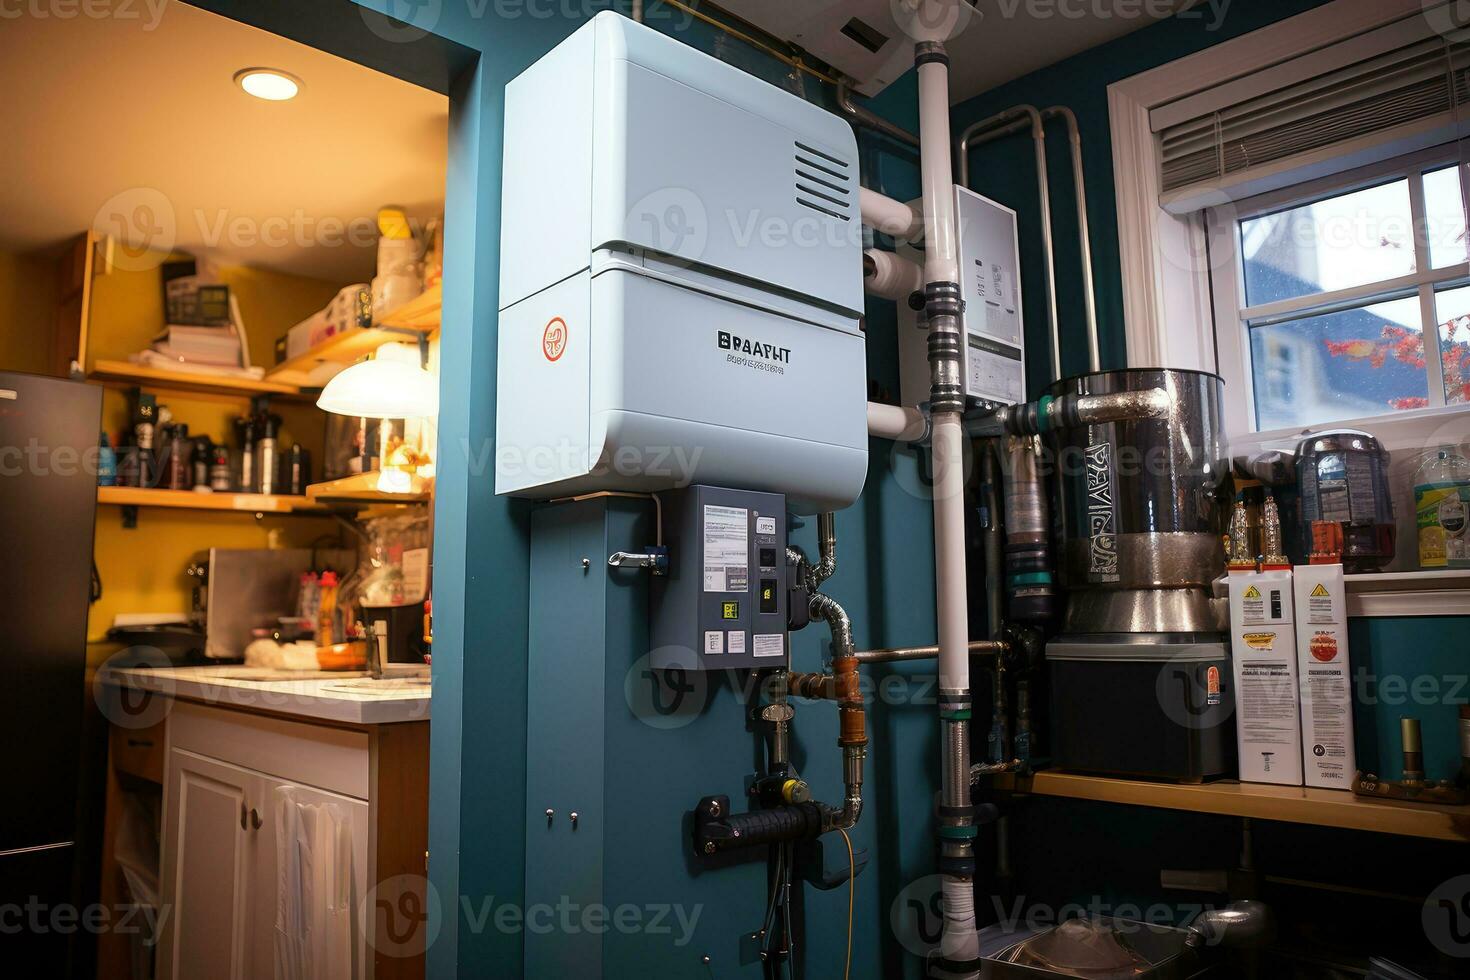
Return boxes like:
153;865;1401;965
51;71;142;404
917;37;982;976
929;419;969;697
918;63;960;287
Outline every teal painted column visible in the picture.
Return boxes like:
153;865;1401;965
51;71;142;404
176;3;947;975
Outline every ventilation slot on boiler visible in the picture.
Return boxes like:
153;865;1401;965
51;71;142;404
794;141;853;221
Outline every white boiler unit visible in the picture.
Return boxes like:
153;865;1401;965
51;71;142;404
494;12;868;512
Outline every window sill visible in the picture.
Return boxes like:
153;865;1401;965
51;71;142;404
1344;569;1470;618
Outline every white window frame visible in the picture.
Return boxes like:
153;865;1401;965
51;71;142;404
1207;144;1470;438
1108;0;1470;599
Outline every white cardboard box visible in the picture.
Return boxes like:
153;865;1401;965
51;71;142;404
1294;564;1356;789
1229;569;1304;785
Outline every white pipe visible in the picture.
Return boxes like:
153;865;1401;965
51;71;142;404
866;402;928;443
918;64;959;286
859;187;924;241
929;418;970;697
917;37;982;975
941;878;982;963
863;248;924;302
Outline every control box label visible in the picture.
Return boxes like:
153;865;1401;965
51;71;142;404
703;505;749;592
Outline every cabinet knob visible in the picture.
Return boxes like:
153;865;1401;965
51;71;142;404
250;808;262;830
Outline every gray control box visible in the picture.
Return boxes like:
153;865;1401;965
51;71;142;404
650;486;787;670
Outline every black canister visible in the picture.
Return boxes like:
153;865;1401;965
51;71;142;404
287;444;311;496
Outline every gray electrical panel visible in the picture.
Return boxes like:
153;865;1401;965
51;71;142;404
650;486;787;670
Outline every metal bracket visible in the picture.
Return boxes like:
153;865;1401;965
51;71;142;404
795;836;869;891
607;545;668;575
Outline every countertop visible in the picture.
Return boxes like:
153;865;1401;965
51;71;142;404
98;663;431;725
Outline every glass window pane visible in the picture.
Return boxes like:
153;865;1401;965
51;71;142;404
1249;296;1428;429
1241;179;1415;307
1432;284;1470;405
1425;165;1469;269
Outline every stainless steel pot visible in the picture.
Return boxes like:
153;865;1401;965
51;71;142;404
1045;369;1228;635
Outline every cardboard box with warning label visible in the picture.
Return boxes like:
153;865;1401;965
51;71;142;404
1294;563;1356;790
1229;569;1303;785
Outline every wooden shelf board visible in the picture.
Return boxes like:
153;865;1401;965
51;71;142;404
987;771;1470;842
265;284;441;387
305;474;430;504
97;486;325;515
90;360;310;401
377;283;441;331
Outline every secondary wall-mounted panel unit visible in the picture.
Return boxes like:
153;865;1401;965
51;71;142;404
495;12;868;512
899;185;1027;408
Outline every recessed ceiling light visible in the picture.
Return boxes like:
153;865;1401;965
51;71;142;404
234;68;301;101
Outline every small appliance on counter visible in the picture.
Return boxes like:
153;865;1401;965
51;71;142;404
188;548;355;659
1295;429;1395;572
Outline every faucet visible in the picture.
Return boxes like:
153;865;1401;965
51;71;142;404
368;620;387;680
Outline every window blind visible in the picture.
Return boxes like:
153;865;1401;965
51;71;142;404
1152;19;1470;206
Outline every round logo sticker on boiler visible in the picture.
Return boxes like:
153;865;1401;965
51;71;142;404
542;316;567;362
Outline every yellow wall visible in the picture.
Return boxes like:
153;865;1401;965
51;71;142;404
88;510;338;644
87;254;345;644
0;247;59;375
86;251;340;370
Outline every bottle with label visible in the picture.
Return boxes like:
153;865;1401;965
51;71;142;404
317;570;339;648
1414;446;1470;569
97;433;116;487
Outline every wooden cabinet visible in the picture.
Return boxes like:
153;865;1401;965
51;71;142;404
137;700;426;980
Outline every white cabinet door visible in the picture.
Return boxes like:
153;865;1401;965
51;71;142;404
159;748;259;980
251;778;371;980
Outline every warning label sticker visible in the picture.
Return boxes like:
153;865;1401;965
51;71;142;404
1307;582;1336;624
753;634;784;658
1244;586;1262;598
703;505;749;593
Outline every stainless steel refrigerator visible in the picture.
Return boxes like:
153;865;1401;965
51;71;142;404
0;372;101;974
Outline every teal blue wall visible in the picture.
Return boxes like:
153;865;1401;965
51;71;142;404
1351;616;1470;782
208;2;942;976
949;0;1334;394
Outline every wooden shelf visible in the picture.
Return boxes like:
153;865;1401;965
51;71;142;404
377;283;441;331
304;473;430;505
265;284;441;387
985;771;1470;842
89;359;311;401
97;486;324;515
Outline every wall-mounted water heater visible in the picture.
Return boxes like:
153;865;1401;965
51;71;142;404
494;12;869;512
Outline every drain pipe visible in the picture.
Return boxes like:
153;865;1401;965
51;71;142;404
1041;105;1100;372
956;106;1060;380
914;37;983;976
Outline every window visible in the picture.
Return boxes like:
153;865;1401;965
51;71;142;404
1208;147;1470;434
